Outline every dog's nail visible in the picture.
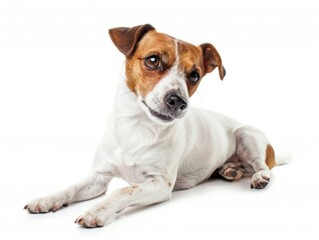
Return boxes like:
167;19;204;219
52;204;60;212
76;218;84;224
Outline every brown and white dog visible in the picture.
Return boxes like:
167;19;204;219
25;24;288;227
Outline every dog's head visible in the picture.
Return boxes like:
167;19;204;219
109;24;225;125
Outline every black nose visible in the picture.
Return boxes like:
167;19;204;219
165;93;187;113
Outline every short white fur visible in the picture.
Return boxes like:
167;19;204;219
25;30;286;228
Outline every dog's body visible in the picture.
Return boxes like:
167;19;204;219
25;24;284;227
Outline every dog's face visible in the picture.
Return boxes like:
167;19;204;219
109;24;226;125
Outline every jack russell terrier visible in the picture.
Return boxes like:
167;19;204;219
25;24;287;228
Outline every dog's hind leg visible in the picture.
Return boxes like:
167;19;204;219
233;126;275;189
218;160;244;181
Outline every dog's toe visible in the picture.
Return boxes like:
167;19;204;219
75;213;102;228
75;206;112;228
25;201;49;213
25;196;67;213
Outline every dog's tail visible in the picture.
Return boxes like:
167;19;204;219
275;151;292;166
266;145;291;169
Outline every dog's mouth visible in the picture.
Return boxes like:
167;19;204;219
142;101;174;122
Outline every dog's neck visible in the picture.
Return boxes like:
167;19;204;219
110;71;176;153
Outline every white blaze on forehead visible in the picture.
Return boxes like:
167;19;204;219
174;38;179;63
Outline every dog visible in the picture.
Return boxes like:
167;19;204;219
25;24;287;228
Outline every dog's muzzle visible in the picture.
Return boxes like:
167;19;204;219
143;92;188;123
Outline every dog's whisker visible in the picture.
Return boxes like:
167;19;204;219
120;90;134;96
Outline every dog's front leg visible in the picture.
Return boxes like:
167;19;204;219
25;171;113;213
75;176;172;228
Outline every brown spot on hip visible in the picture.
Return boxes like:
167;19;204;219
265;144;276;169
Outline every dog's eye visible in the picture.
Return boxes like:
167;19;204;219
145;55;160;69
188;71;200;83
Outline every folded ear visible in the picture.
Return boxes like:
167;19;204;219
109;24;155;58
200;43;226;80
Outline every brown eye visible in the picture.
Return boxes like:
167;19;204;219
145;55;160;69
189;71;200;83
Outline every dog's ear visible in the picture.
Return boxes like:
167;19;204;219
200;43;226;80
109;24;155;58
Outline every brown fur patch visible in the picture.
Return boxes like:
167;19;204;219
109;24;155;57
177;41;206;97
200;43;226;80
125;31;176;96
265;144;276;169
124;28;223;98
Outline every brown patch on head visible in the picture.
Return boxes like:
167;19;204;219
125;31;177;96
177;41;205;97
265;144;276;169
109;24;155;58
109;24;226;98
176;40;226;97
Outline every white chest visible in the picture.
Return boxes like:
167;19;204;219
112;146;168;184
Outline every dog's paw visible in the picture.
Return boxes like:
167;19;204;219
24;196;67;213
219;162;243;181
250;170;270;189
75;206;112;228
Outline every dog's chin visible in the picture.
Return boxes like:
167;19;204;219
140;101;185;125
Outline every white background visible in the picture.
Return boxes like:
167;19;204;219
1;0;318;239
